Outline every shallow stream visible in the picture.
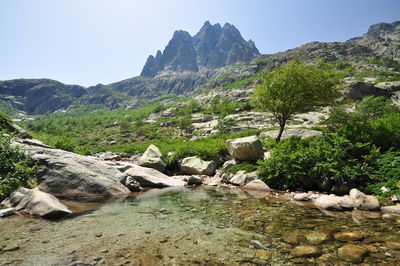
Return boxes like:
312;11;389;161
1;186;400;265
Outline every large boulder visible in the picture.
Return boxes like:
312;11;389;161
125;165;186;188
243;179;270;191
313;195;354;211
138;144;166;172
2;187;71;218
226;136;264;161
180;157;217;176
229;170;247;186
260;128;322;140
349;188;380;211
13;139;130;199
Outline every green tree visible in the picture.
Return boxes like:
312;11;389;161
253;58;343;142
178;116;192;136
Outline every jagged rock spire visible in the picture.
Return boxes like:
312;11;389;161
140;21;260;77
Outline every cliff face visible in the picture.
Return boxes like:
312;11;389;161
140;21;260;77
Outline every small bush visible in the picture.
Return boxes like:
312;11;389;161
54;136;76;152
0;133;38;200
364;150;400;197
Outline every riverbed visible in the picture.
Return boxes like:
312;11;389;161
1;186;399;265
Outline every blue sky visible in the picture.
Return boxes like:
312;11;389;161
0;0;399;87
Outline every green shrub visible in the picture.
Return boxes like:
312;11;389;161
0;133;38;200
0;111;13;132
228;163;258;174
258;135;379;192
355;96;400;119
54;136;76;152
364;150;400;197
326;98;400;151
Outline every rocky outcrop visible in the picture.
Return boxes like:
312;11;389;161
13;139;130;199
226;136;264;161
347;81;392;100
2;187;71;218
138;144;166;172
141;21;260;77
180;157;217;176
125;165;186;188
260;128;322;140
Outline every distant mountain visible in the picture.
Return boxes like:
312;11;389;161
140;21;260;77
0;20;399;116
0;79;127;115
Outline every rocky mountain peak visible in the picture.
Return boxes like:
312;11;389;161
140;21;260;77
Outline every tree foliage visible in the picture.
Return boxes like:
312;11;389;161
253;58;343;141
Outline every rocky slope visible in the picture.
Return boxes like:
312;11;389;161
0;21;399;116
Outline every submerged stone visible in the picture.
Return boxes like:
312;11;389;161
290;245;321;258
334;232;364;242
338;244;369;263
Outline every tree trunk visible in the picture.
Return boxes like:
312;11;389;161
276;121;286;142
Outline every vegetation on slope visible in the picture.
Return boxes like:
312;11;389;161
0;111;38;200
13;56;400;199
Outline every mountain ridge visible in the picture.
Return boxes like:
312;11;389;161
1;20;399;116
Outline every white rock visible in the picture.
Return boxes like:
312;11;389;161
138;144;166;172
314;195;354;211
349;188;380;211
243;179;270;191
0;208;16;218
293;193;311;201
226;136;264;161
180;157;217;176
230;171;247;186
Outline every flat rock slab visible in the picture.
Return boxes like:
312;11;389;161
260;128;322;140
125;165;186;188
13;139;130;199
